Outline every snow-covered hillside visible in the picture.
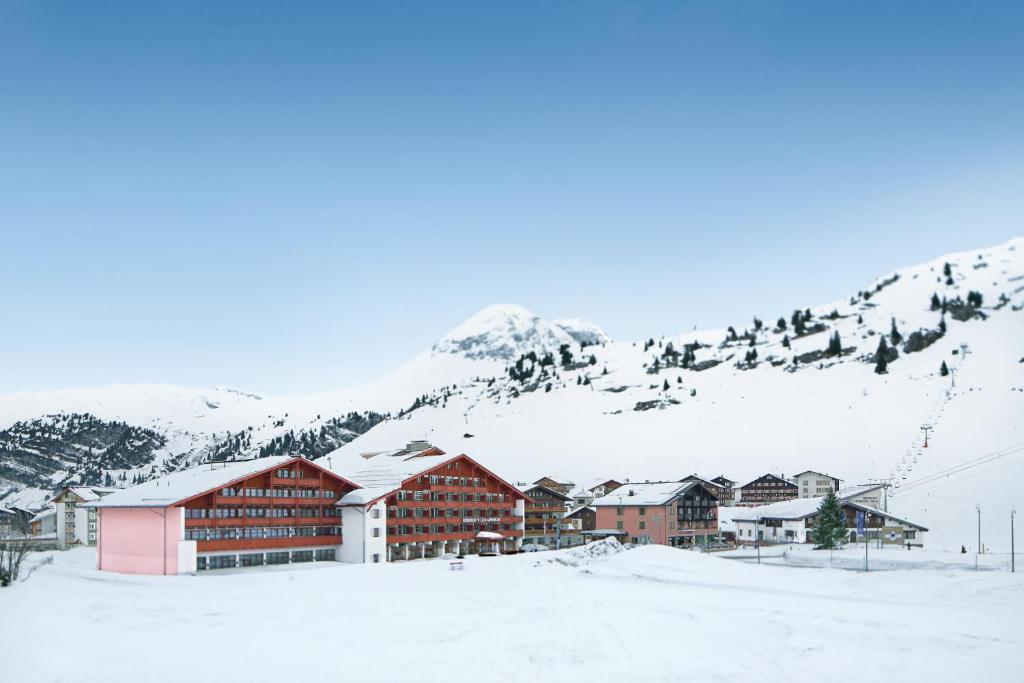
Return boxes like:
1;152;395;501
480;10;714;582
2;238;1022;551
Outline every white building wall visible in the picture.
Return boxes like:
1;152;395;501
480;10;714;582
339;501;388;564
513;498;526;550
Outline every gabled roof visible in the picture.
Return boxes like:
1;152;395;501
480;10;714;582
837;483;886;499
587;478;622;493
30;506;56;522
711;475;735;485
731;497;928;531
522;484;573;502
592;481;692;507
563;505;595;518
51;486;120;504
679;474;722;489
333;449;528;507
533;475;575;487
739;473;796;489
792;470;840;481
87;456;353;509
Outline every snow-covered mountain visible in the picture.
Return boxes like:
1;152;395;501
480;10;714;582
432;303;610;360
2;238;1022;551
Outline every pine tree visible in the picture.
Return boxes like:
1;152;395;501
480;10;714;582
857;314;863;325
930;293;941;311
602;366;608;376
827;331;842;356
889;317;902;345
813;491;847;549
940;360;949;376
875;351;888;375
662;379;670;391
782;334;790;349
776;316;787;331
690;388;697;397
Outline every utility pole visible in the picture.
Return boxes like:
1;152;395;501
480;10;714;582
1012;508;1016;573
976;504;982;571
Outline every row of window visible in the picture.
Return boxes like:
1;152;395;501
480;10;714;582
274;469;309;479
392;523;514;536
396;490;508;503
219;487;336;498
198;547;336;570
185;506;339;519
185;525;341;541
417;475;487;488
388;507;514;519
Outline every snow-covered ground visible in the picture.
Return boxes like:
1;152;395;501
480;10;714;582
2;543;1022;683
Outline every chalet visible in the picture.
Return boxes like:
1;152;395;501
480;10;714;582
0;506;32;537
711;476;736;505
792;470;842;498
521;483;582;549
571;479;624;509
679;474;731;506
532;476;575;496
563;505;596;533
733;497;927;547
592;480;719;547
736;474;797;506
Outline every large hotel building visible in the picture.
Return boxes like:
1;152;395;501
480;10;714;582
88;443;528;574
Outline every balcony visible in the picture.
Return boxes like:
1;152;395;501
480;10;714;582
197;534;341;552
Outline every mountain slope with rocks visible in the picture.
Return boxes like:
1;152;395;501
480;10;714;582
2;238;1022;550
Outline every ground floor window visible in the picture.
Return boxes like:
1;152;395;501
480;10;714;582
266;552;290;565
197;556;208;570
292;550;314;563
314;548;336;561
207;555;237;570
240;553;264;567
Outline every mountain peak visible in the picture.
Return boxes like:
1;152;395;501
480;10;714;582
433;304;609;361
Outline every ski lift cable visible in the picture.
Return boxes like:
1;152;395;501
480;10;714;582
896;443;1024;494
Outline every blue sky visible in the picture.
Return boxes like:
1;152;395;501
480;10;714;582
2;1;1022;394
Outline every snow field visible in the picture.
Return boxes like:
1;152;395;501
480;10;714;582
2;544;1022;683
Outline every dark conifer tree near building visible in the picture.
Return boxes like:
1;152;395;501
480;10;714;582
813;492;847;549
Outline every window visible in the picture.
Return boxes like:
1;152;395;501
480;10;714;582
616;521;624;530
371;508;381;519
372;553;381;563
616;506;624;515
372;527;381;538
638;507;646;516
639;521;646;530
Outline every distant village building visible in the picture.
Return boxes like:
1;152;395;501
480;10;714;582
735;474;798;506
0;505;32;537
837;483;888;511
679;475;731;506
792;470;842;498
532;476;575;496
53;486;119;549
592;480;719;547
30;506;57;537
733;497;926;547
563;505;596;533
522;483;582;549
710;476;736;505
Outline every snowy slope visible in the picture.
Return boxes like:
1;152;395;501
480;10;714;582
3;544;1021;683
2;238;1022;552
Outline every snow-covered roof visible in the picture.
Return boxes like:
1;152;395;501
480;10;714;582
792;470;840;481
732;497;825;522
30;506;55;522
592;481;693;507
837;483;886;499
738;473;795;489
87;456;296;508
327;446;450;499
54;486;120;503
476;530;503;540
564;505;595;518
522;483;573;501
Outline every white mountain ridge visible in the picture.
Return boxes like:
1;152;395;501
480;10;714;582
2;237;1022;551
